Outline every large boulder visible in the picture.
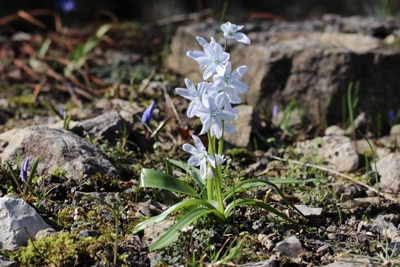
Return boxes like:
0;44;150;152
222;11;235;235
0;126;118;179
167;16;400;126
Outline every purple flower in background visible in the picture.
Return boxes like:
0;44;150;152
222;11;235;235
20;159;29;183
55;0;76;12
58;104;65;118
141;101;156;125
388;110;396;123
272;105;279;119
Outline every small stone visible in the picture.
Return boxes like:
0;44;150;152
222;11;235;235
273;235;303;258
258;233;275;250
375;153;400;193
294;204;323;216
325;125;346;136
372;215;399;240
0;255;18;267
35;228;56;240
321;257;373;267
78;229;101;238
390;124;400;136
340;192;354;202
0;197;54;249
237;259;276;267
317;245;329;254
327;233;337;240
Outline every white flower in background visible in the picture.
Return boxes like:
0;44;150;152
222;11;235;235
220;22;251;44
183;135;215;179
187;37;230;80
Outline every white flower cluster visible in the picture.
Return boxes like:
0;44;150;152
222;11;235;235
175;22;251;179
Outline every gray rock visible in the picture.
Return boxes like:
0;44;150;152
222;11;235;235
35;228;56;240
375;153;400;193
273;235;303;258
297;135;359;172
73;110;125;140
371;215;399;240
325;125;346;136
50;110;126;141
390;124;400;136
167;17;400;125
294;204;323;216
322;257;374;267
143;220;175;247
0;125;118;179
0;196;53;250
224;105;260;148
272;109;304;132
238;258;276;267
0;256;18;267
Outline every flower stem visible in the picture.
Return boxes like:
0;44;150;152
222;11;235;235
207;123;225;213
207;132;215;201
213;165;224;213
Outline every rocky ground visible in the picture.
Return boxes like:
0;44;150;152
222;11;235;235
1;12;400;267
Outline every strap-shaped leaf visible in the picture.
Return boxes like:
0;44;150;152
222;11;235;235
168;159;205;189
132;199;224;233
223;180;267;201
224;178;311;217
140;168;199;198
224;198;298;225
149;207;223;251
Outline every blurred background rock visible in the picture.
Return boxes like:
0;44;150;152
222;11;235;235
0;0;399;26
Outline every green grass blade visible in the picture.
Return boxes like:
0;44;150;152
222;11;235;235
140;168;200;198
149;207;223;251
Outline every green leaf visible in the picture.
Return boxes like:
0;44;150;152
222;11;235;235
149;207;223;251
132;199;224;233
140;168;200;198
95;23;113;38
268;178;318;184
224;178;315;215
224;198;297;225
168;159;205;194
223;180;267;201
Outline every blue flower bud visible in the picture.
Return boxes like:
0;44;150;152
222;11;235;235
20;159;29;183
58;104;65;119
141;101;156;125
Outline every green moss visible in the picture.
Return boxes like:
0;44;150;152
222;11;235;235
10;95;35;106
9;232;97;266
51;167;68;177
